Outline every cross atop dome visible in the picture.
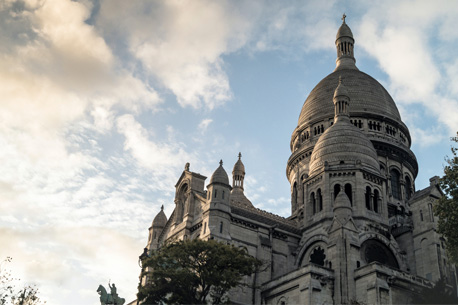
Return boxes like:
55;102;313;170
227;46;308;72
342;13;346;24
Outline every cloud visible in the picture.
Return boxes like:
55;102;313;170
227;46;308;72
96;1;258;109
357;1;458;136
116;114;195;191
198;119;213;133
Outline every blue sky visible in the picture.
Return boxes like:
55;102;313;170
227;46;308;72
1;1;458;304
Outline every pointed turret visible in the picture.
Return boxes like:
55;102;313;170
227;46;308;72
335;14;357;71
333;76;350;122
232;152;245;190
230;153;253;207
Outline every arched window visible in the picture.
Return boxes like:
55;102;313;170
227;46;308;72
222;190;225;199
390;169;401;200
404;175;412;200
345;184;352;205
365;186;372;210
334;184;341;200
317;189;323;211
176;183;188;223
292;182;297;205
311;192;316;214
373;190;379;213
310;247;326;266
428;203;434;222
420;210;424;221
219;222;223;233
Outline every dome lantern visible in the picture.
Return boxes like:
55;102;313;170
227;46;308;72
333;76;350;121
335;14;357;71
232;152;245;190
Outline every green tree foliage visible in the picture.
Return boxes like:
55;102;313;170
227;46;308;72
0;257;44;305
137;239;262;304
434;133;458;264
411;278;458;304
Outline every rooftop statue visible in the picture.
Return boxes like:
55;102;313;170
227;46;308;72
97;283;125;305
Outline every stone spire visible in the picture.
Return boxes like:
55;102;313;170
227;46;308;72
333;76;350;121
335;14;357;71
230;152;253;207
232;152;245;190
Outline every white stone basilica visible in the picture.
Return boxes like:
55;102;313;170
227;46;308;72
142;18;456;304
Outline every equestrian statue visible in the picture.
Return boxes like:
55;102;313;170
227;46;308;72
97;282;125;305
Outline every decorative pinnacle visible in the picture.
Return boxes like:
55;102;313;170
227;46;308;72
342;13;346;24
161;205;164;210
238;152;242;160
219;159;223;166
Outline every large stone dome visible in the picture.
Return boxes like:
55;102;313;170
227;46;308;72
297;69;402;128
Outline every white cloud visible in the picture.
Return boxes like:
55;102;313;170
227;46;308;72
198;119;213;133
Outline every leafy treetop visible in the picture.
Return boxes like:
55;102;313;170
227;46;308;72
137;238;262;304
435;132;458;264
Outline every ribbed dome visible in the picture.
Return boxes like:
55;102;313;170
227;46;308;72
152;205;167;228
210;160;230;185
336;22;353;40
309;118;380;175
297;69;402;128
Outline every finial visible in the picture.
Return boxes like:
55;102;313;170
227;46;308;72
342;13;346;24
185;162;190;171
219;159;223;166
161;205;164;210
238;152;242;160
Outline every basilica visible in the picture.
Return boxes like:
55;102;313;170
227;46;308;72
141;17;456;304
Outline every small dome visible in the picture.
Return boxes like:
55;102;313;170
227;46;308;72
333;191;353;223
334;192;352;210
210;160;230;185
233;152;245;174
152;205;167;228
333;76;349;99
309;119;380;175
336;22;353;40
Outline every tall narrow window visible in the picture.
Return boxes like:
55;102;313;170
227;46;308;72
405;176;412;200
373;190;379;213
334;184;341;200
428;204;434;222
204;222;207;234
318;189;323;211
214;189;218;198
222;191;225;199
345;184;352;205
420;210;424;221
293;182;298;205
365;186;372;210
219;222;223;233
311;192;316;214
390;169;401;200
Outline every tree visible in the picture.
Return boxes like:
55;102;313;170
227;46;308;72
434;132;458;264
0;257;44;305
137;239;263;304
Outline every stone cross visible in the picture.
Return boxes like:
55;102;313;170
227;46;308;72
342;13;346;23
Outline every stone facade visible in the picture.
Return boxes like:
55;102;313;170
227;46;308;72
141;18;456;304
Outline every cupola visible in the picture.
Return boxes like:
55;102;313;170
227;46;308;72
335;14;357;71
232;152;245;190
209;160;230;186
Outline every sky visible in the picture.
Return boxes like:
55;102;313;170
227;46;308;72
1;0;458;304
